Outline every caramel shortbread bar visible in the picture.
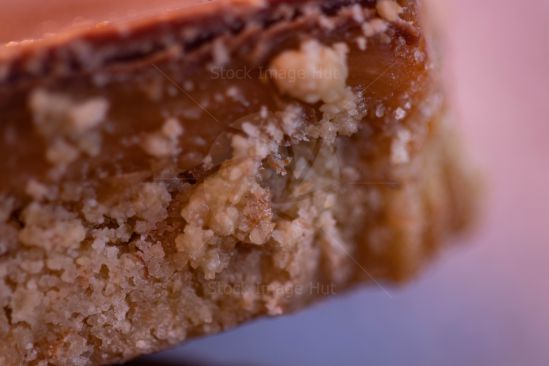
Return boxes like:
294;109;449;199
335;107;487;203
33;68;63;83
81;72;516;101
0;0;476;364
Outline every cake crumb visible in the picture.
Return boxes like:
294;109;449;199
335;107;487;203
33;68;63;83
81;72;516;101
395;107;407;120
210;39;230;69
376;0;402;22
226;86;249;106
318;15;335;30
25;180;51;201
361;19;388;37
269;40;349;104
355;36;367;51
29;89;109;171
391;128;412;164
68;98;109;133
46;139;79;166
350;4;365;23
142;118;184;158
375;104;386;118
259;105;269;119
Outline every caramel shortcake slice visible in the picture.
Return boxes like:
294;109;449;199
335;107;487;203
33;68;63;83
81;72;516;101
0;0;476;364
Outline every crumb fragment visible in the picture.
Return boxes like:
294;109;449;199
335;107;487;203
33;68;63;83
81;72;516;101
361;18;388;37
142;118;184;158
269;40;349;104
68;98;109;133
391;128;412;164
25;180;52;201
375;104;386;118
269;40;366;142
210;38;230;69
395;107;407;120
355;36;367;51
350;4;365;23
376;0;402;22
18;203;86;252
29;89;109;172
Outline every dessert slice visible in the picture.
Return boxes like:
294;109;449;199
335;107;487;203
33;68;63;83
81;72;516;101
0;0;476;365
